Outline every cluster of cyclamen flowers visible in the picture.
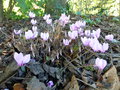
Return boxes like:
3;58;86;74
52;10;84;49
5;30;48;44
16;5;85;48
81;29;109;53
13;12;114;72
43;14;52;25
14;12;49;41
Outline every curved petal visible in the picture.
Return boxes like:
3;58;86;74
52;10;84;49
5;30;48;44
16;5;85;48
23;54;30;64
14;52;23;65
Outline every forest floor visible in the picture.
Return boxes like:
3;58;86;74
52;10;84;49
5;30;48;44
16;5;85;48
0;15;120;90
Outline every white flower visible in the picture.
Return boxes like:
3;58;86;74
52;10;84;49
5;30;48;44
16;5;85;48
31;19;37;25
14;29;22;35
68;31;78;39
95;58;107;70
40;32;49;41
105;34;114;41
63;39;71;46
43;14;50;20
29;11;35;18
14;52;30;66
46;19;52;25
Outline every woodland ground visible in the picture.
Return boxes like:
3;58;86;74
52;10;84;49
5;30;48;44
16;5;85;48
0;15;120;90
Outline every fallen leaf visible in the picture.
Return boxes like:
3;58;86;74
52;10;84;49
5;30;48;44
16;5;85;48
97;66;120;90
27;76;47;90
28;62;44;75
42;64;61;79
13;83;25;90
0;61;19;84
64;75;79;90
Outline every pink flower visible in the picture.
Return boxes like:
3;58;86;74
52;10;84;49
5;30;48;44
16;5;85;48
84;30;91;37
31;19;37;25
89;38;102;52
25;30;38;39
91;28;101;38
43;14;50;20
33;30;38;38
81;36;109;53
14;29;22;35
63;39;71;46
70;24;78;31
32;26;37;32
70;21;86;31
47;81;54;87
25;30;34;39
100;43;109;53
59;13;70;26
105;34;114;41
91;43;102;52
81;37;91;46
89;38;109;52
40;32;49;41
43;14;52;25
95;58;107;70
78;28;84;36
46;19;52;25
29;11;35;18
75;20;86;28
14;52;30;66
68;31;78;39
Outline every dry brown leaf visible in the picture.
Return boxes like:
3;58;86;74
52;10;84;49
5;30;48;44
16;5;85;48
13;83;25;90
97;66;120;90
64;75;79;90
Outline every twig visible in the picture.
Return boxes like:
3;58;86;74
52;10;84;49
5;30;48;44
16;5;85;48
12;77;30;80
77;78;96;89
0;72;17;85
0;28;11;38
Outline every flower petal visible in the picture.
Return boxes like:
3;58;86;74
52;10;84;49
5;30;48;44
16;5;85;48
14;52;23;65
23;54;30;64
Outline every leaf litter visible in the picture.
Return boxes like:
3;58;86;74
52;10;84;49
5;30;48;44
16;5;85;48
0;15;120;90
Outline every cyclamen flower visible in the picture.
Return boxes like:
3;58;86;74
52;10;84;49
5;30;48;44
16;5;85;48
70;21;86;31
31;19;37;25
89;38;102;52
14;29;22;35
25;30;34;39
29;11;35;18
105;34;114;41
59;13;70;27
81;37;91;46
84;30;91;37
91;42;102;52
25;30;38;39
40;32;49;41
43;14;50;20
33;30;38;38
70;24;78;31
81;37;109;53
95;58;107;70
100;43;109;53
47;81;54;87
78;28;84;36
63;39;71;46
14;52;30;66
68;31;78;39
89;38;109;52
91;28;101;38
32;26;37;32
75;20;86;28
46;19;52;25
43;14;52;25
